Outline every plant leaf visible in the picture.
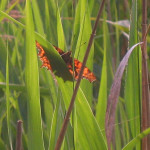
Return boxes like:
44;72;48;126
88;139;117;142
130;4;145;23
25;1;45;149
122;128;150;150
105;42;142;149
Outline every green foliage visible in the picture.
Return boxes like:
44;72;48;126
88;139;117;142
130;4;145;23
25;0;45;150
0;0;150;150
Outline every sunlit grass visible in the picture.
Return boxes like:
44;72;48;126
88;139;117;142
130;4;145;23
0;0;150;150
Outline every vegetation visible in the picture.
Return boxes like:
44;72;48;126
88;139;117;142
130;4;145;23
0;0;150;150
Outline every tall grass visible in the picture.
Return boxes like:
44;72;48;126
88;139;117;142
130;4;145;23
0;0;150;150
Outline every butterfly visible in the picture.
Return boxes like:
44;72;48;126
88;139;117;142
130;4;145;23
36;41;96;83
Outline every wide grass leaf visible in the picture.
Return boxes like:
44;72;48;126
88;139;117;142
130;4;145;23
74;88;107;150
25;1;44;150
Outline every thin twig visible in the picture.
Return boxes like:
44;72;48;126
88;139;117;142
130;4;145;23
141;0;150;149
142;24;150;44
54;0;106;150
15;120;23;150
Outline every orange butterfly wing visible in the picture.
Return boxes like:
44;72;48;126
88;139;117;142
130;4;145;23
36;41;96;83
73;59;96;83
60;52;96;82
36;41;52;71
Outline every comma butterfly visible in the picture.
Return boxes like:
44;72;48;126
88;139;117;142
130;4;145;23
36;41;96;83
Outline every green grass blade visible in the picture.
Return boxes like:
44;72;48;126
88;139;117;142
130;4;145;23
25;1;45;150
124;1;141;149
74;0;94;105
48;91;65;150
45;0;57;43
105;42;142;149
57;7;66;49
0;0;7;11
6;36;13;150
123;128;150;150
74;88;107;149
96;12;108;131
32;1;45;35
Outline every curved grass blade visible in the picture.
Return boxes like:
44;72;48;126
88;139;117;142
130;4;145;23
122;128;150;150
105;42;142;150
